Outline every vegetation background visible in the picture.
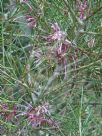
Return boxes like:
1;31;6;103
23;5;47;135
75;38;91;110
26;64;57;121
0;0;102;135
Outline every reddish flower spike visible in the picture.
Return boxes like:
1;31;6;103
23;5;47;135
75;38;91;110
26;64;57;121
45;22;66;42
25;15;36;28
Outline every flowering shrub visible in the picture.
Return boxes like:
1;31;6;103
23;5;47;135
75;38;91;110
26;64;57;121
0;0;102;135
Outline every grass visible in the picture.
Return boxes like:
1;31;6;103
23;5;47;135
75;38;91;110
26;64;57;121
0;0;102;135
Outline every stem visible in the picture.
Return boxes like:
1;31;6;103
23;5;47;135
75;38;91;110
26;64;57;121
0;0;5;66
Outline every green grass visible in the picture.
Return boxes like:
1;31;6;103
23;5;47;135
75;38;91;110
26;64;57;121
0;0;102;135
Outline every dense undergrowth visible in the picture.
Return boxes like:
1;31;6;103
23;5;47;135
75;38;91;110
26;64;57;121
0;0;102;136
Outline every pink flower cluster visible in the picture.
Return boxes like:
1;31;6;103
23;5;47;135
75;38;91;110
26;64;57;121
0;103;17;121
20;0;36;28
77;0;87;20
0;102;58;128
46;23;71;79
25;102;57;127
45;22;66;42
25;15;36;28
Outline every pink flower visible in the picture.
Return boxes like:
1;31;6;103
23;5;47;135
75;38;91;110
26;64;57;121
45;23;66;42
55;39;71;79
25;15;36;28
56;39;71;57
45;22;72;79
26;103;57;127
0;103;17;121
77;0;87;20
